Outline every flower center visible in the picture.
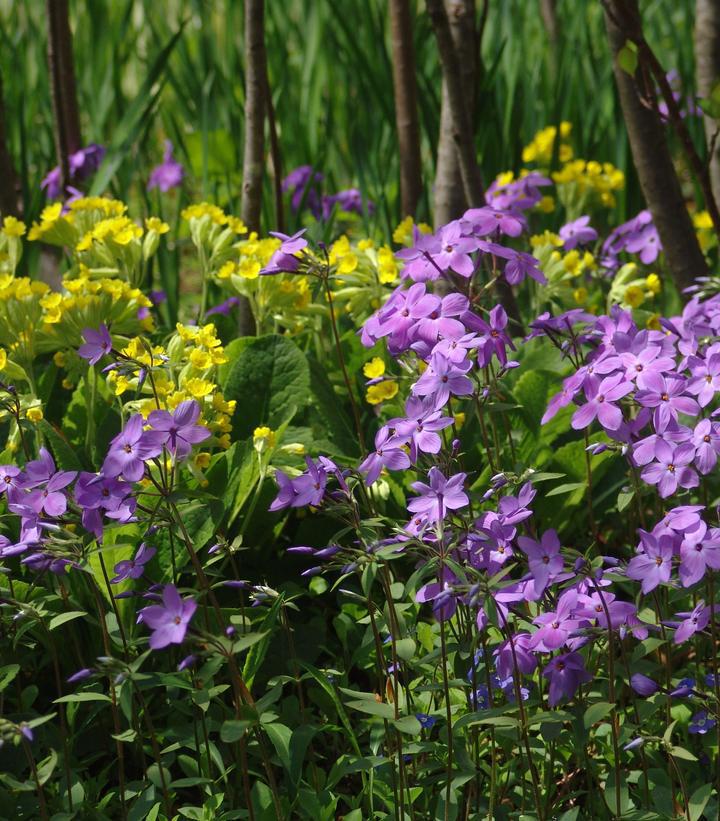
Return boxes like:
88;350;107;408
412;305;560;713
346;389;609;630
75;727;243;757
661;393;669;402
174;616;182;625
655;556;663;566
124;444;133;453
597;394;605;403
704;435;711;443
667;464;675;473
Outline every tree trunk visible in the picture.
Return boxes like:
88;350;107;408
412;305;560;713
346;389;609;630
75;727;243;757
432;0;477;228
46;0;82;190
241;0;267;234
0;71;19;218
239;0;267;336
695;0;720;205
389;0;423;218
539;0;560;45
604;0;708;292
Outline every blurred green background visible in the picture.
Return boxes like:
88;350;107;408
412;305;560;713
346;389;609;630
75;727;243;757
0;0;701;235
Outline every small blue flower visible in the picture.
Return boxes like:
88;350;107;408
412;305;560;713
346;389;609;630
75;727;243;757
415;713;437;730
689;710;716;735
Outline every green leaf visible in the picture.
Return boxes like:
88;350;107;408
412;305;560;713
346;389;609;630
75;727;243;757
547;481;586;497
617;40;638;76
689;783;713;821
345;699;396;719
395;638;416;662
223;334;311;440
670;745;698;762
512;369;552;432
0;664;20;693
48;611;88;631
584;701;613;729
617;489;634;512
54;692;111;704
37;420;83;471
393;715;422;735
265;723;292;772
231;631;269;654
220;719;253;743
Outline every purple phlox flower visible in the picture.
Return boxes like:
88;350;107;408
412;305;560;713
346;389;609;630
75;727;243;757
178;655;198;672
618;344;675;390
475;304;515;367
103;414;162;482
269;470;297;511
640;440;698;498
78;324;113;365
415;292;468;343
282;165;323;216
531;590;584;651
138;584;197;650
416;565;459;620
147;140;185;192
396;231;444;282
626;531;674;593
635;373;699;430
206;296;240;317
476;518;516;570
430;331;482;363
391;396;454;460
67;668;94;685
559;216;598;250
0;465;22;494
111;543;156;584
408;466;468;522
462;206;525;238
689;710;716;734
691;419;720;474
528;309;594;339
543;651;592;707
542;376;583;425
571;372;632;431
261;229;309;274
497;482;536;525
517;529;563;597
25;469;76;517
485;172;551;211
630;673;659;696
376;282;439;353
145;400;210;460
667;600;711;643
632;421;692;467
270;457;334;512
412;352;473;408
42;144;106;199
358;425;411;485
74;472;136;538
429;220;479;278
494;632;537;680
150;290;167;306
670;677;697;697
576;591;637;631
625;222;662;263
687;353;720;407
503;249;547;285
323;188;374;217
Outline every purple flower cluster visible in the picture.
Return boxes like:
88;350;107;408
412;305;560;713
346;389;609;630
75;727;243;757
282;165;374;219
41;143;106;200
601;209;661;270
485;171;551;212
392;207;545;286
543;301;720;499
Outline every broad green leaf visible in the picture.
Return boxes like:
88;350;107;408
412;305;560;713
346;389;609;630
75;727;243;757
54;692;111;704
689;783;714;821
345;699;396;719
393;715;422;735
48;611;87;631
223;334;311;440
584;701;613;729
220;719;253;743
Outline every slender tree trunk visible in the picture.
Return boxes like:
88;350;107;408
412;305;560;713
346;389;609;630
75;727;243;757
604;0;708;292
0;71;19;217
695;0;720;204
241;0;267;233
539;0;560;45
428;0;523;332
239;0;267;336
432;0;478;227
389;0;423;218
46;0;82;190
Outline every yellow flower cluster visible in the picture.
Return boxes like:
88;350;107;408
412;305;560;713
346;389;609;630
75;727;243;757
552;160;625;208
113;323;236;450
522;122;573;165
181;202;246;234
693;210;717;253
392;216;432;246
607;262;662;312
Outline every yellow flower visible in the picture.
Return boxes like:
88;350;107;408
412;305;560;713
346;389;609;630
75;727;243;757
194;452;211;469
624;285;645;308
253;425;276;449
237;258;260;279
189;349;213;370
2;216;26;237
454;411;466;430
53;351;67;368
363;357;385;379
26;406;43;423
693;210;712;230
530;231;563;249
184;377;215;399
145;217;170;234
337;253;358;275
0;348;6;370
218;261;236;279
573;287;588;304
366;380;399;405
563;250;582;276
113;375;131;396
226;216;248;234
537;196;555;213
393;217;414;245
357;238;374;251
645;273;661;295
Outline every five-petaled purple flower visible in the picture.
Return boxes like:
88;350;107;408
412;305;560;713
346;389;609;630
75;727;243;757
138;584;197;650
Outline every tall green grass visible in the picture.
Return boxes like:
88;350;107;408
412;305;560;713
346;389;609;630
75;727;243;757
0;0;698;231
